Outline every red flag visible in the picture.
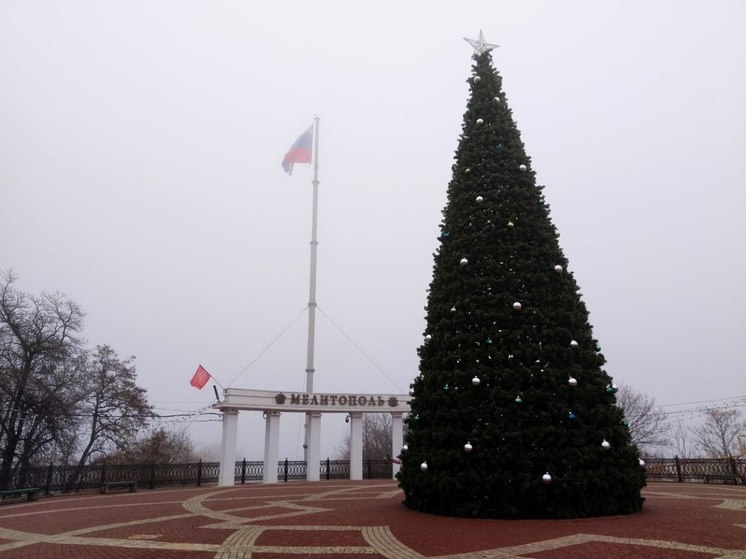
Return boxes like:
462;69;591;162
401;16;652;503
190;364;211;390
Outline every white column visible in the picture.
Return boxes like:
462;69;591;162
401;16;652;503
263;411;281;484
218;409;238;486
391;413;403;479
349;412;363;481
306;412;322;481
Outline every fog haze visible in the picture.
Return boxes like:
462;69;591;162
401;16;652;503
2;1;745;459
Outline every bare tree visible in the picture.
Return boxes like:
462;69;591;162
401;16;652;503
671;418;696;459
691;409;745;459
1;273;155;489
362;413;392;460
104;427;196;464
615;384;669;453
336;414;393;461
0;271;85;488
13;354;88;485
73;345;152;471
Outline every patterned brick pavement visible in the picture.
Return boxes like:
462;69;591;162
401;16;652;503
0;481;743;558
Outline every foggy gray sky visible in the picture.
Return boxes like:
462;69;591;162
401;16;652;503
2;1;745;459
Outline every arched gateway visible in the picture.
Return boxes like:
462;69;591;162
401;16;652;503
214;388;411;485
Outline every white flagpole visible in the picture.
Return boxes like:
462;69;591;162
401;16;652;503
303;116;320;463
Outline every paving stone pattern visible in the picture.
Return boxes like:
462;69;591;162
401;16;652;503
0;481;743;558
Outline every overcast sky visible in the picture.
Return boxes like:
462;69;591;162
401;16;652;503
2;1;745;460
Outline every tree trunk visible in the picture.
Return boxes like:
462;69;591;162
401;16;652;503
0;409;25;490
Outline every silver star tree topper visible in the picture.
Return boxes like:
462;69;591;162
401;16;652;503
464;30;499;55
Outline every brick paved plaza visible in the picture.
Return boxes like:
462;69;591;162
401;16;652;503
0;481;744;558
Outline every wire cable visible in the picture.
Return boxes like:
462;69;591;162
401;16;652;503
316;306;404;393
227;306;308;387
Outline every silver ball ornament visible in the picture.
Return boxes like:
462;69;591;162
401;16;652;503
409;387;415;396
570;340;579;348
542;472;552;484
473;76;481;82
424;334;432;341
475;195;484;203
464;442;473;453
513;302;522;311
460;257;469;266
420;461;428;472
639;459;646;467
507;221;514;228
476;118;484;125
602;439;611;450
519;164;528;172
568;377;578;387
402;445;408;452
554;265;563;273
471;376;481;386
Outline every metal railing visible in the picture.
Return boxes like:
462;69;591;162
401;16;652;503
9;457;741;493
321;459;392;480
2;459;394;493
643;457;745;484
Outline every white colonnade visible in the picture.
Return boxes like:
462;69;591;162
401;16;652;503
214;388;410;485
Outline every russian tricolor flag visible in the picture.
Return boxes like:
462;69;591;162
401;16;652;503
282;126;313;175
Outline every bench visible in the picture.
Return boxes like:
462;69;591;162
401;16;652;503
703;474;743;485
100;480;137;494
0;488;41;502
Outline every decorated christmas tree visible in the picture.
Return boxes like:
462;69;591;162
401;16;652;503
397;33;645;519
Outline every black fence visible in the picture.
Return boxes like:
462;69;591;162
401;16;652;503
644;457;745;484
2;459;394;493
5;457;742;494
